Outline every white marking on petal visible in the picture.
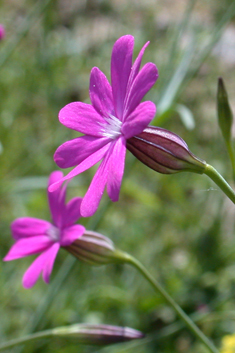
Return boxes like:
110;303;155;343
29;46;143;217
47;225;60;242
99;114;122;139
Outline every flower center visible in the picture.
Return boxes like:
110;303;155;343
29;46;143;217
99;114;122;139
47;225;60;242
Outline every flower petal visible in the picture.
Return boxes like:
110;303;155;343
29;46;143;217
22;255;44;288
125;41;149;93
4;236;53;261
22;243;60;288
62;197;83;227
49;142;111;192
48;170;64;187
107;136;126;202
122;101;156;139
89;67;114;118
48;171;66;227
111;35;134;120
42;243;60;284
11;218;51;241
59;102;105;136
54;136;110;168
80;148;112;217
123;63;158;119
61;224;85;247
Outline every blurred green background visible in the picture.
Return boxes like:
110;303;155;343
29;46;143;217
1;0;235;352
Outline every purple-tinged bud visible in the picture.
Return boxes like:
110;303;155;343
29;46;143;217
126;126;206;174
0;25;5;40
65;230;125;266
52;324;144;345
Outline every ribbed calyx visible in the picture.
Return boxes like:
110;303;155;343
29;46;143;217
126;126;206;174
65;230;125;266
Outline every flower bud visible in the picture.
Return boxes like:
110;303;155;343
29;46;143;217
217;77;233;143
126;126;206;174
52;324;144;345
0;25;5;40
65;230;124;266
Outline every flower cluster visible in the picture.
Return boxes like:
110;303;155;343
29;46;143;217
3;31;231;353
4;34;204;289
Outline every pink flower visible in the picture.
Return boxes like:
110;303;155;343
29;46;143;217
4;171;85;289
0;25;5;40
50;35;158;217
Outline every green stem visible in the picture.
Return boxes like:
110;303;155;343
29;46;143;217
226;140;235;181
119;252;220;353
204;164;235;204
0;329;53;351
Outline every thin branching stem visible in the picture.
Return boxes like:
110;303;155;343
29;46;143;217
0;330;53;351
204;164;235;204
118;252;220;353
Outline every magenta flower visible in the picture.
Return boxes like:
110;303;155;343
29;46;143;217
50;35;158;217
4;171;85;288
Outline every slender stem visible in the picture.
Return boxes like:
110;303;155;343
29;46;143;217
226;140;235;181
0;330;53;351
120;252;220;353
204;164;235;204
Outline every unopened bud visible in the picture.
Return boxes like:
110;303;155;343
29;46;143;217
127;126;206;174
52;324;144;345
65;230;125;266
217;77;233;143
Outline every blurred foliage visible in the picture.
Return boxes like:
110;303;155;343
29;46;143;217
1;0;235;352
